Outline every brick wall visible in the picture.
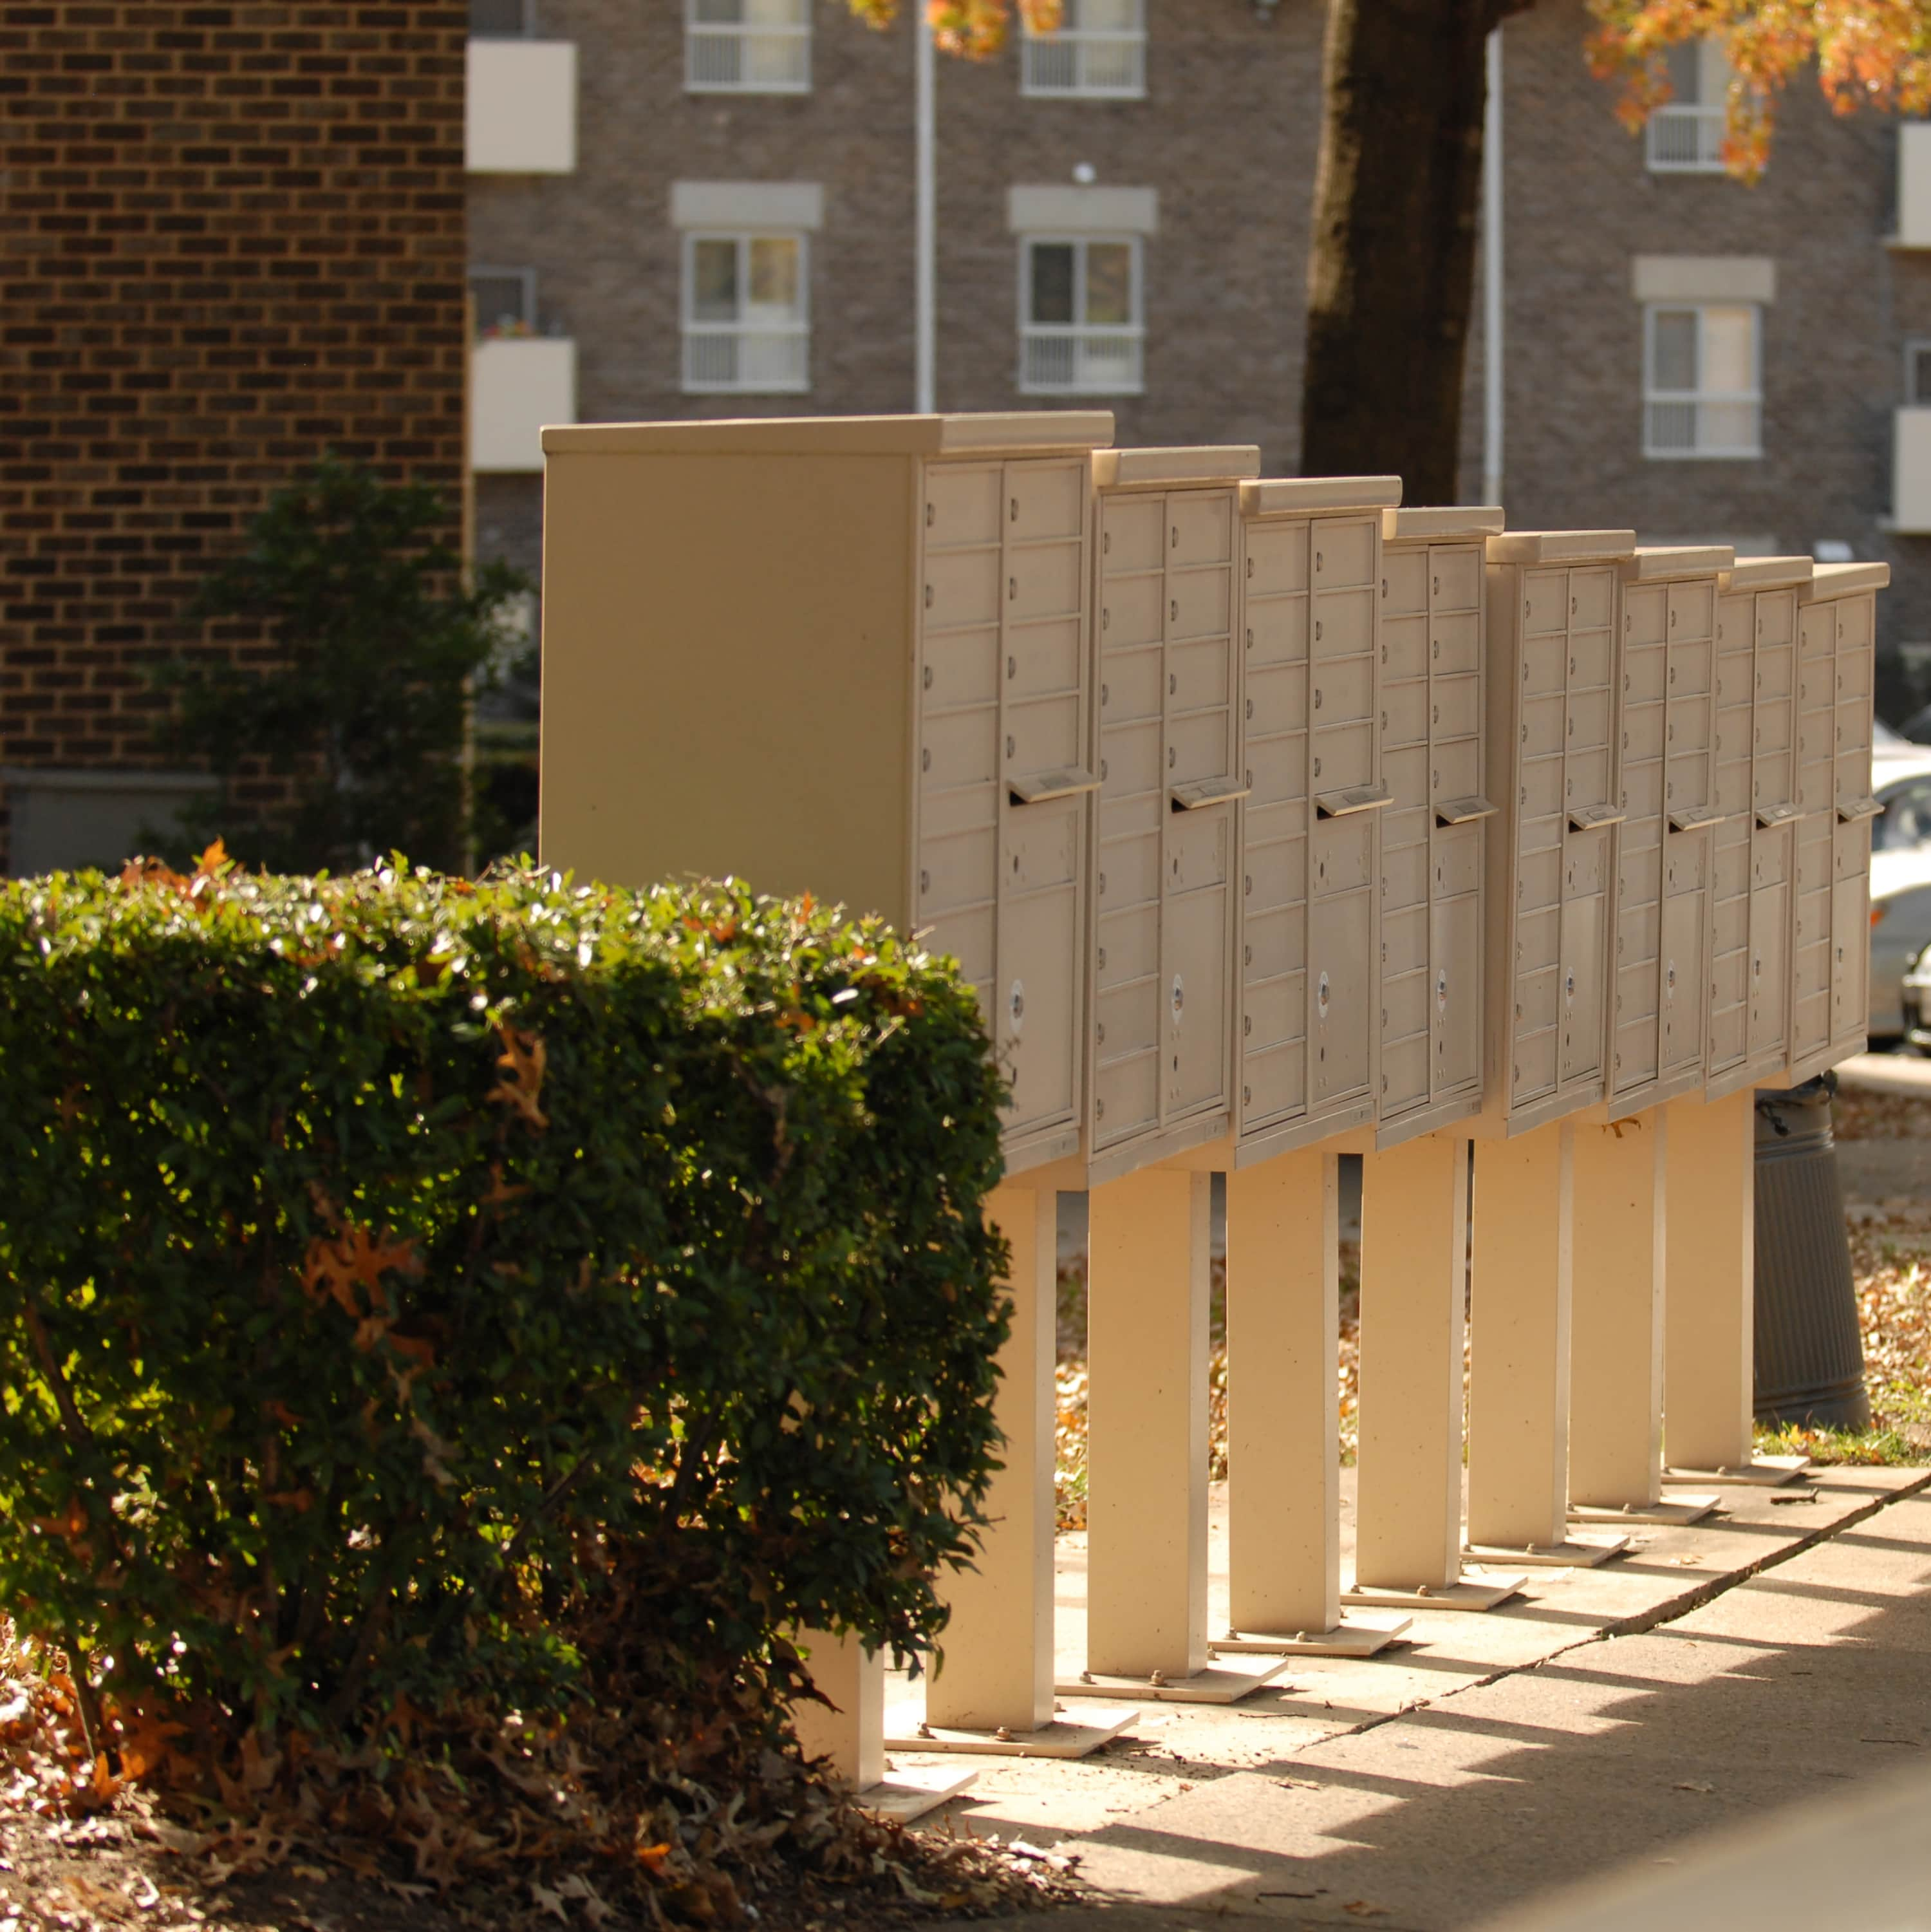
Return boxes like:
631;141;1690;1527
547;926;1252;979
0;1;469;873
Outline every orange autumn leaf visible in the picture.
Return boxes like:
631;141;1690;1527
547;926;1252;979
301;1223;420;1320
489;1024;550;1130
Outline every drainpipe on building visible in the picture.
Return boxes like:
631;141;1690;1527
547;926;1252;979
1482;25;1504;511
915;8;937;415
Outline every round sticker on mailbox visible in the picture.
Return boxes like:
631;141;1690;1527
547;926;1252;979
1170;975;1185;1024
1318;971;1331;1021
1564;970;1576;1010
1009;980;1025;1035
1436;968;1448;1015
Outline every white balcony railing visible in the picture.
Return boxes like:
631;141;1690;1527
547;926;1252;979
1644;392;1760;459
471;336;577;472
681;326;810;394
1646;104;1725;172
1894;406;1931;530
686;20;810;91
465;39;577;174
1021;28;1145;98
1020;326;1144;395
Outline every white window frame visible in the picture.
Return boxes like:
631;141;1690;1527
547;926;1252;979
680;230;810;396
1646;37;1730;173
685;0;810;95
1020;0;1146;100
1017;234;1145;397
1643;301;1763;460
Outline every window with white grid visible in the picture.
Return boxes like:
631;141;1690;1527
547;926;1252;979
1021;0;1145;99
681;232;809;393
1646;38;1729;173
686;0;810;93
1019;236;1143;395
1644;303;1761;458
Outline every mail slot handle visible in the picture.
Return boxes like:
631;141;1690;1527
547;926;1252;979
1756;802;1802;828
1009;768;1100;805
1435;795;1498;826
1316;785;1393;819
1836;794;1882;825
1667;805;1730;832
1568;804;1625;831
1170;776;1253;811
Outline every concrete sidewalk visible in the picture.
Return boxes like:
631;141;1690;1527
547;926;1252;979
900;1468;1931;1929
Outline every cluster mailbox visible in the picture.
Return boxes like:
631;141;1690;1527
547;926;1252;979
1706;555;1813;1098
536;411;1114;1176
1478;530;1637;1135
1374;505;1502;1144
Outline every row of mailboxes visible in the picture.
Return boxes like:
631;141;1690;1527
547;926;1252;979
535;413;1887;1183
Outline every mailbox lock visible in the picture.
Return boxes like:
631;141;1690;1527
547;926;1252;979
1101;682;1109;705
1008;980;1025;1033
1318;971;1331;1020
1316;620;1324;642
1246;697;1255;720
1009;496;1019;521
926;502;936;528
1244;874;1253;896
1169;746;1177;767
1314;688;1323;710
922;664;933;691
1006;735;1016;759
924;585;934;608
1170;672;1177;695
1008;655;1018;680
1666;959;1677;995
1171;525;1180;549
1315;550;1324;572
1008;576;1018;602
1171;599;1179;622
1171;975;1186;1022
1564;970;1576;1008
1097;946;1108;969
922;748;932;773
1097;1022;1106;1044
1245;627;1254;650
1436;970;1448;1013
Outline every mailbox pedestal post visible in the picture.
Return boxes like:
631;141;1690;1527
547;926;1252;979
1351;1134;1524;1609
1567;1109;1715;1524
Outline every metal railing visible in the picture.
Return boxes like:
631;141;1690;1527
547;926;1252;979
1020;326;1143;395
1020;28;1145;98
682;325;810;393
1646;104;1725;171
1645;393;1761;458
686;20;810;91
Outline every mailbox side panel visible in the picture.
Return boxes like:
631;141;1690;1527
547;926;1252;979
540;449;915;924
1706;588;1755;1091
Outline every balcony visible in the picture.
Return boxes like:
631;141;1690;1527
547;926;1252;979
472;335;577;472
1898;124;1931;247
1893;406;1931;532
466;39;577;174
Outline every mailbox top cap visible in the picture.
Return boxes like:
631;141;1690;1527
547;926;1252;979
1719;554;1814;592
539;411;1116;458
1800;559;1891;599
1485;529;1637;563
1381;505;1505;542
1092;446;1262;488
1240;476;1403;516
1624;543;1735;581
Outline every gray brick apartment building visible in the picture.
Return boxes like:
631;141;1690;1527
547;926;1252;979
467;0;1931;709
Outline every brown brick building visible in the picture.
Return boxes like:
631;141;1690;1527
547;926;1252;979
467;0;1931;723
0;1;471;875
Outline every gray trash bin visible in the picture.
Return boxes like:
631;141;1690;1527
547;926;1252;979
1753;1074;1870;1430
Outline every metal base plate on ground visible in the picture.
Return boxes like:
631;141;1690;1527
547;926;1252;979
1462;1533;1630;1568
1209;1614;1411;1658
1663;1454;1811;1487
1056;1656;1295;1704
882;1704;1139;1758
1339;1571;1527;1613
859;1766;978;1823
1569;1493;1719;1526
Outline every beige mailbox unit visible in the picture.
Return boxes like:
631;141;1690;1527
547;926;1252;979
1375;505;1503;1143
1479;530;1638;1134
1604;547;1733;1118
1705;555;1814;1098
537;411;1115;1174
1086;448;1260;1181
1788;561;1887;1082
1230;477;1402;1161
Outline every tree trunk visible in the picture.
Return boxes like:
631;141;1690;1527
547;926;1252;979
1301;0;1529;503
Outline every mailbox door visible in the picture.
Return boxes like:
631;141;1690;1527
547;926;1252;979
1788;601;1839;1062
1377;546;1432;1120
1238;515;1311;1138
1663;579;1717;1080
1560;565;1619;1098
1427;540;1485;1107
997;456;1090;1139
1708;589;1755;1078
1307;514;1382;1120
1610;582;1667;1098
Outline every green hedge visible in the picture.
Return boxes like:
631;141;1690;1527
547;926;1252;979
0;855;1009;1753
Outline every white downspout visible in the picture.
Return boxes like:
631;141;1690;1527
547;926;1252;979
915;10;937;414
1482;24;1504;509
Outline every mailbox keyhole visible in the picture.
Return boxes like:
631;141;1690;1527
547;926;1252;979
1171;975;1185;1024
1318;971;1331;1020
1008;981;1025;1033
1564;970;1576;1008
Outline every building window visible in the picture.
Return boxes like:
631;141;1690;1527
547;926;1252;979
686;0;810;93
1021;0;1146;98
1644;303;1760;458
471;266;537;337
682;232;809;393
1646;38;1729;173
469;0;534;36
1020;237;1143;394
1907;338;1931;406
